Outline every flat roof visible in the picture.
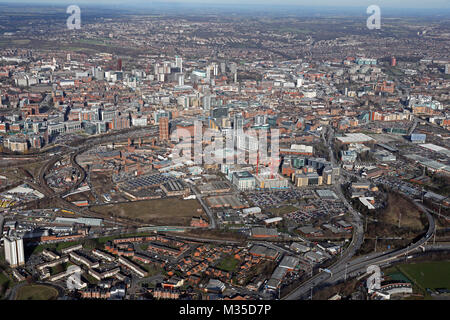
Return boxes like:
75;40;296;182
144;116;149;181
336;133;375;144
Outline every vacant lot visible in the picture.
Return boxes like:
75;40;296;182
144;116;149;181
91;198;205;226
16;285;59;300
383;193;424;229
365;193;426;241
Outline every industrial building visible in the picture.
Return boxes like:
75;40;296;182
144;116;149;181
54;217;103;227
410;133;426;143
251;227;278;238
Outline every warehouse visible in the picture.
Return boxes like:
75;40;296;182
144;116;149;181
278;255;299;271
336;133;375;144
161;180;190;197
410;133;426;143
264;217;283;226
249;245;279;260
197;181;231;194
54;217;103;227
206;194;246;209
251;227;278;238
242;207;261;216
290;242;310;253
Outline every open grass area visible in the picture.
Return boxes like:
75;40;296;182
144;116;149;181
0;272;12;298
15;285;58;300
397;261;450;291
29;240;82;255
0;272;10;287
141;263;163;277
215;255;240;272
91;198;205;226
83;274;99;285
267;205;298;216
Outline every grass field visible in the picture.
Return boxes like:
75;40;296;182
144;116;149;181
0;272;11;298
91;198;205;226
15;285;59;300
141;263;164;277
0;272;10;287
29;240;82;255
216;255;240;272
396;261;450;291
267;205;298;216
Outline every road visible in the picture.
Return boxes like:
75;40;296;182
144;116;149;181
190;185;217;229
283;200;436;300
21;126;162;227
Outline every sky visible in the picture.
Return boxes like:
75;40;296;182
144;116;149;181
0;0;449;9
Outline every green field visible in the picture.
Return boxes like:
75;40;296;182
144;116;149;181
396;261;450;291
91;198;205;226
15;285;59;300
141;263;164;277
0;272;10;287
216;255;240;272
28;240;82;255
267;205;298;216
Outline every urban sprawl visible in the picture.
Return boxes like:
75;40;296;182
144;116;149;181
0;5;449;301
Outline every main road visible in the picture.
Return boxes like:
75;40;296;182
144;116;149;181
283;125;436;300
283;199;436;300
15;125;160;227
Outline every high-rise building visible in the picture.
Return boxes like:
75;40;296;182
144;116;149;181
159;117;169;141
202;95;211;111
390;56;397;67
206;66;211;80
233;113;244;132
445;64;450;75
175;56;183;72
230;62;237;74
233;113;244;148
4;235;25;267
177;74;185;86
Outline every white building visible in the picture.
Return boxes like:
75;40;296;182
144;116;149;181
4;235;25;267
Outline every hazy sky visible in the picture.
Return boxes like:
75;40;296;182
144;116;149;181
0;0;449;9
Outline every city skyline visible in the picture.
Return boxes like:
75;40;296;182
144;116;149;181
0;0;449;9
0;0;449;306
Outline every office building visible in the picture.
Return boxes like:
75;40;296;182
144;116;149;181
159;117;169;141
